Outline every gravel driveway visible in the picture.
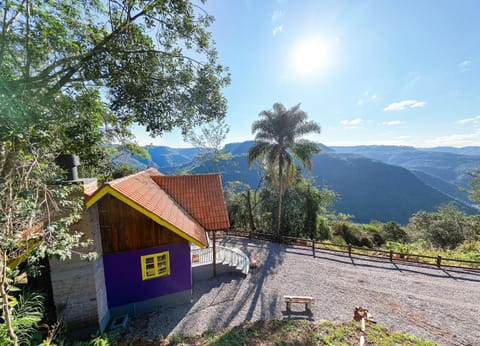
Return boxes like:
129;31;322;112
123;237;480;345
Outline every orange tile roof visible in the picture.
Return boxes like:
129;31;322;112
86;168;208;247
153;174;230;231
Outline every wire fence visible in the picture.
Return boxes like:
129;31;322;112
219;228;480;271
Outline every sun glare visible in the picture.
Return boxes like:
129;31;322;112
291;37;332;78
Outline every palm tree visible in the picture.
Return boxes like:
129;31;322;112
247;102;321;237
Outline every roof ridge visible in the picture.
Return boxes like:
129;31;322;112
156;172;221;178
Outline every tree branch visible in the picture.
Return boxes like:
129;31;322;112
45;6;150;97
0;0;10;68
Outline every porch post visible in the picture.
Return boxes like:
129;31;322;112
212;230;217;277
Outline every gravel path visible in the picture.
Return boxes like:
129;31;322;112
123;237;480;345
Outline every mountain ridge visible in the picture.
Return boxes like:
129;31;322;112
127;141;478;224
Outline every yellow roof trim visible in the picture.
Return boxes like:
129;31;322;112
86;186;206;248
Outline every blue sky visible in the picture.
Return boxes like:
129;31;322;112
133;0;480;148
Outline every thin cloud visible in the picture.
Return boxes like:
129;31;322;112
455;115;480;125
272;25;283;36
340;118;363;126
384;100;426;112
458;59;471;72
271;9;284;21
425;129;480;147
382;120;403;126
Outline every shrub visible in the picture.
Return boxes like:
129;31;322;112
360;237;373;248
317;217;332;241
382;221;408;243
332;222;362;246
0;289;44;346
362;223;385;247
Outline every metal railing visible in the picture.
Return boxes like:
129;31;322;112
191;245;250;274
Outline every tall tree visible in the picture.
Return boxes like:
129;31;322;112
1;0;229;136
0;1;229;344
247;103;321;237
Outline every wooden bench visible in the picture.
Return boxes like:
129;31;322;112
284;295;315;311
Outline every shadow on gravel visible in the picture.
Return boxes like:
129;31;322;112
122;273;246;339
119;238;288;340
286;247;480;283
219;239;285;325
281;309;314;321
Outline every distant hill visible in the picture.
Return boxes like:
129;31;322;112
330;145;480;207
150;141;475;224
119;141;478;224
421;146;480;156
122;146;199;173
330;145;480;187
309;153;474;223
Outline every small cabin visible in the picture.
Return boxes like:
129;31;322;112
48;168;235;333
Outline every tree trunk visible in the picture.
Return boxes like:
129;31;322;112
246;188;256;232
276;157;284;239
1;251;18;346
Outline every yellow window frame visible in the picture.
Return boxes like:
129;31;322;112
141;251;170;280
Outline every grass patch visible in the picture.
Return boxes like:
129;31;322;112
110;319;438;346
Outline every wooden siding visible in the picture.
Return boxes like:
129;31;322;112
98;195;185;254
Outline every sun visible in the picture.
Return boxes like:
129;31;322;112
291;37;332;78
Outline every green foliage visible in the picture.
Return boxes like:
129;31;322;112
111;164;139;179
360;223;385;247
1;2;230;342
0;289;44;346
381;221;408;243
332;222;363;246
247;103;321;236
148;319;437;346
225;182;259;230
184;119;232;172
71;332;118;346
408;204;479;249
385;240;480;265
467;168;480;204
1;0;229;137
317;216;332;240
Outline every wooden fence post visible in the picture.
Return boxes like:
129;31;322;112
389;250;393;261
436;255;442;268
348;244;352;257
312;240;316;257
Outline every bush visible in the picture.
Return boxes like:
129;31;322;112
382;221;408;243
332;222;362;246
360;237;373;248
408;206;470;249
317;217;332;241
0;289;44;346
362;223;385;247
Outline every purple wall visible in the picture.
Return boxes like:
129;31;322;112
103;242;191;308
